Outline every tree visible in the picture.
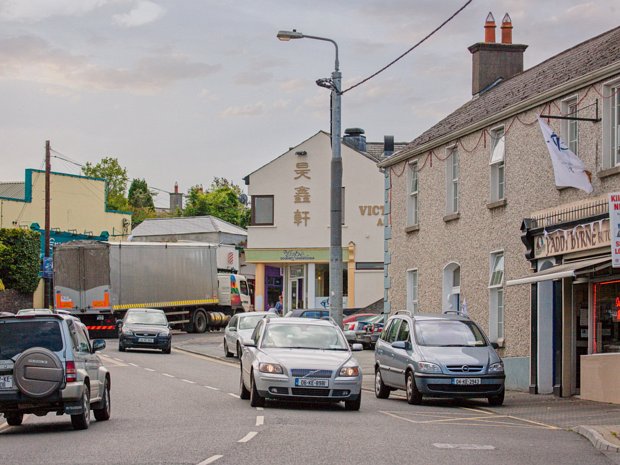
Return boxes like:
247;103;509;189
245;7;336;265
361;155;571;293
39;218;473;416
128;178;156;227
82;157;129;211
184;179;250;228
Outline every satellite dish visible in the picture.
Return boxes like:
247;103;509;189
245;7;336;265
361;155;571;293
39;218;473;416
239;193;248;205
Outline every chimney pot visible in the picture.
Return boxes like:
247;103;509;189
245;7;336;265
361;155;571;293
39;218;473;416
484;12;496;43
501;13;513;44
174;181;178;194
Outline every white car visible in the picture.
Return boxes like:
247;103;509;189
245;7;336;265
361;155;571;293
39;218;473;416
239;317;363;410
224;312;276;358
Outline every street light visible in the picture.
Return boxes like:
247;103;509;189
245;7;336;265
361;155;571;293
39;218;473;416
277;29;344;328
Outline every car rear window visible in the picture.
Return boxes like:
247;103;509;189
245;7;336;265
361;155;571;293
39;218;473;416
0;320;64;359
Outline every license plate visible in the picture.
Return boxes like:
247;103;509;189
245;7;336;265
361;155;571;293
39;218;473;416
295;378;329;388
138;337;155;343
453;378;481;385
0;375;14;390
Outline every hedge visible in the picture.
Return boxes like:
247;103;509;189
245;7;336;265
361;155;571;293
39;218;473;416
0;229;40;294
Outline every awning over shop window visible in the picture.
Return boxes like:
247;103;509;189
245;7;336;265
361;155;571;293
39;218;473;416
506;256;611;286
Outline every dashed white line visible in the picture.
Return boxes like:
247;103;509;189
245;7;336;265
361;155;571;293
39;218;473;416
144;368;156;372
197;455;223;465
256;407;264;411
162;373;175;378
256;416;264;426
238;431;258;443
182;379;196;384
228;393;240;399
114;358;124;361
434;443;495;450
205;386;220;391
128;363;139;367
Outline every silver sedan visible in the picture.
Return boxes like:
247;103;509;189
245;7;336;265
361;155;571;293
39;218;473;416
223;312;276;358
239;318;363;410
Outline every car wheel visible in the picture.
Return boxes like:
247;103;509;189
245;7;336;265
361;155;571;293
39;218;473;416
163;343;171;354
118;339;126;352
224;339;234;358
344;392;362;411
239;367;250;400
249;372;265;408
93;380;111;421
71;386;91;430
405;371;423;405
5;412;24;426
236;342;242;359
374;368;390;399
488;387;505;406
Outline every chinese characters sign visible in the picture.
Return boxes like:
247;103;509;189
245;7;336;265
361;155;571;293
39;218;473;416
293;160;311;226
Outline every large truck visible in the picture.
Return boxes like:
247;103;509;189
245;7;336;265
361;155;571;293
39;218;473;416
53;241;252;337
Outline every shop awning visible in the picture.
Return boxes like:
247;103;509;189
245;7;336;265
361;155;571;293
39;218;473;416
506;256;611;286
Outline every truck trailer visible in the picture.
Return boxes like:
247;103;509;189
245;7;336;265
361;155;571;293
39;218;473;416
53;241;252;337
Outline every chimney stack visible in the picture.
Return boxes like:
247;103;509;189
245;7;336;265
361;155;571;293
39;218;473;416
468;12;527;96
169;182;183;212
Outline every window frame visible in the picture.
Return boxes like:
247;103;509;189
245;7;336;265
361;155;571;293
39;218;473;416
251;195;274;226
442;262;461;313
445;146;459;214
561;95;579;156
407;161;419;227
602;78;620;169
406;268;419;313
488;250;505;342
489;126;505;202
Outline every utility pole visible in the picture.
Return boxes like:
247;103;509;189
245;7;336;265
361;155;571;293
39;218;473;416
44;140;51;308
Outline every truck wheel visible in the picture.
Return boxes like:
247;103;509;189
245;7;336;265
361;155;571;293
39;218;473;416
193;310;208;333
5;412;24;426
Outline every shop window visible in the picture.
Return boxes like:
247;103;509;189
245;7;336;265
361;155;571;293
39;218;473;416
443;262;460;313
488;252;505;341
251;195;274;225
489;127;505;202
593;280;620;353
355;262;383;270
602;79;620;169
314;264;348;307
406;269;418;313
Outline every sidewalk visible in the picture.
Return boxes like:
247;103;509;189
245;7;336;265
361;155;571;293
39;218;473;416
174;333;620;456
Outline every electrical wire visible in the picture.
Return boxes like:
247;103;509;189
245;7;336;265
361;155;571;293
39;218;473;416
341;0;473;94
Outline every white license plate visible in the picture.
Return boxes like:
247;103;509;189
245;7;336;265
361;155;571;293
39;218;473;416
295;378;329;388
138;337;155;343
453;378;481;385
0;375;14;389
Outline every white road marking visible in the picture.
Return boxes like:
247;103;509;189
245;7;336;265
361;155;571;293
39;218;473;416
256;416;264;426
256;407;264;411
101;358;128;367
205;386;220;391
238;431;258;443
114;358;124;362
182;379;196;384
128;363;139;367
433;443;495;450
197;455;223;465
174;347;238;368
144;368;156;372
162;373;175;378
228;393;240;399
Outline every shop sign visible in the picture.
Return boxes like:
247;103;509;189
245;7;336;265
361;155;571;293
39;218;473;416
245;247;349;263
534;218;610;258
609;193;620;268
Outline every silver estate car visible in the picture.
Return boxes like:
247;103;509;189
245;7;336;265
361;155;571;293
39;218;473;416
224;312;276;358
375;311;505;406
239;318;363;410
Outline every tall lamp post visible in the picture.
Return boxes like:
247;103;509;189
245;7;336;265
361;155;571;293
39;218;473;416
277;29;343;327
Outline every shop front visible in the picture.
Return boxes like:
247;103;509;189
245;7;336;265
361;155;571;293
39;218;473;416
511;199;620;403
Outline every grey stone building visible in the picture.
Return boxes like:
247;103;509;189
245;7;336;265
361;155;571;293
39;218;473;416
379;15;620;400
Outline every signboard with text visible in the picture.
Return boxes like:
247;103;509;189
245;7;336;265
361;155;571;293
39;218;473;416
609;193;620;267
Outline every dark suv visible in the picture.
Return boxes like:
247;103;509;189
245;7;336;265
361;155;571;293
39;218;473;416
0;311;111;430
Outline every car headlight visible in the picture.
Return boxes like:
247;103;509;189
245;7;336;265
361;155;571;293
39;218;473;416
258;362;284;374
122;329;133;336
488;361;504;373
159;331;170;337
339;366;360;377
415;361;442;373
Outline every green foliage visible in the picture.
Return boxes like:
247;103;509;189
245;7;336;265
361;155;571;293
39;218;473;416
0;229;41;294
183;178;250;228
128;178;156;227
82;157;129;211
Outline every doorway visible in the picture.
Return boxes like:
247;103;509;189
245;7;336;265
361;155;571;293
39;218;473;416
288;265;305;310
572;283;589;393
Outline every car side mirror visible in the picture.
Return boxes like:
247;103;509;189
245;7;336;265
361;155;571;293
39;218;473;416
351;343;363;352
92;339;106;352
243;340;256;347
230;327;237;332
491;342;499;350
391;341;407;350
116;321;123;329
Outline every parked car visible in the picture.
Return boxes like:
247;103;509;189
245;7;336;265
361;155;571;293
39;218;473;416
239;317;363;410
343;313;376;326
224;312;276;358
344;314;385;349
0;311;111;430
284;309;330;319
374;311;505;406
118;308;171;354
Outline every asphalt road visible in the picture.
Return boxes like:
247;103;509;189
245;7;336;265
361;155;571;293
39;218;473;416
1;333;616;465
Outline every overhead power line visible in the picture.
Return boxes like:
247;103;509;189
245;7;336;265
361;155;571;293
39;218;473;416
341;0;473;94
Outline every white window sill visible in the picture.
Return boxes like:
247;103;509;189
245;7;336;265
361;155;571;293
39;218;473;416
443;212;460;223
405;224;419;233
487;198;507;210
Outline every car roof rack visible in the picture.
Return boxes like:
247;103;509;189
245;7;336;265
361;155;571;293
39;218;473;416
394;310;412;316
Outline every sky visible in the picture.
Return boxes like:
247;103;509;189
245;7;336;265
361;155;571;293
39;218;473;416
1;0;618;207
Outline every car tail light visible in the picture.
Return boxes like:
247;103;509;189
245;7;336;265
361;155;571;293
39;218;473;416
66;361;77;383
348;323;355;330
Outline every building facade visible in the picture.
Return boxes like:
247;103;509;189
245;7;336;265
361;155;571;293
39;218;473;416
380;17;620;401
245;130;402;313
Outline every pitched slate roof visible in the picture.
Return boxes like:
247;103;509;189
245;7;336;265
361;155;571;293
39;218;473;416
365;142;409;162
382;25;620;166
0;182;25;199
131;216;247;238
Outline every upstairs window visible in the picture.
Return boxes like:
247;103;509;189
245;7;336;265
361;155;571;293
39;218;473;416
561;96;579;155
446;147;459;214
251;195;274;226
407;162;419;226
489;127;505;202
406;269;419;313
603;79;620;169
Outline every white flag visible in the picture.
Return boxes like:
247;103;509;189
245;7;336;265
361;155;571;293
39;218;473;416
538;117;593;194
460;297;468;317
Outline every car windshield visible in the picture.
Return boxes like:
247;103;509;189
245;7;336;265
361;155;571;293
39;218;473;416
239;315;267;330
414;320;487;347
261;324;348;350
0;320;63;359
125;312;168;326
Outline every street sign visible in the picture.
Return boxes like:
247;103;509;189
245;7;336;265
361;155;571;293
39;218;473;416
609;193;620;268
41;257;53;279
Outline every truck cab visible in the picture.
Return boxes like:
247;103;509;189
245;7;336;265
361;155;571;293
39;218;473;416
217;273;252;312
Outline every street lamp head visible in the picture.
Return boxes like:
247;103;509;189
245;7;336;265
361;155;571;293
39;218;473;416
277;29;304;41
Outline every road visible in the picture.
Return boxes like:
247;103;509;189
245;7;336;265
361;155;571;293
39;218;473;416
1;332;616;465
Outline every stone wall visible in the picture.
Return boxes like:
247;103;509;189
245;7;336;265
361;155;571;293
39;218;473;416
0;289;33;313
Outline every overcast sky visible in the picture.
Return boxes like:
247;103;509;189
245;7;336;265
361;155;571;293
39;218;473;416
1;0;618;206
